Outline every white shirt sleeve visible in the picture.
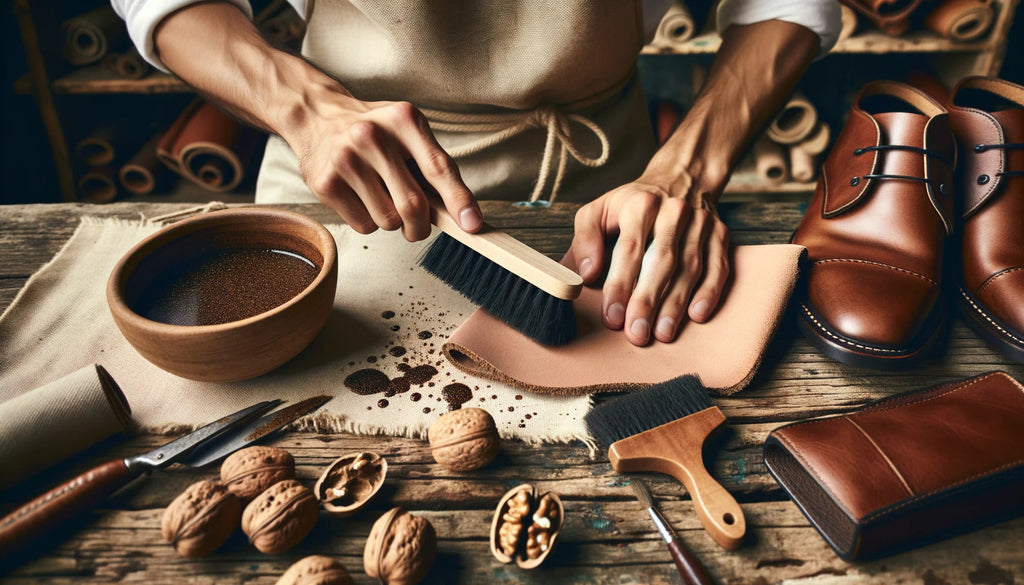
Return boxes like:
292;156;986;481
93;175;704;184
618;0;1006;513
715;0;842;57
110;0;307;72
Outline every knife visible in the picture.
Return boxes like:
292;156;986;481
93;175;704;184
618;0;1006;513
0;395;328;556
631;477;714;585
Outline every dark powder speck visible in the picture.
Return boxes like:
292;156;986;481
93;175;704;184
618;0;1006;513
367;356;377;363
418;331;433;340
422;407;432;414
382;310;395;319
405;365;438;384
525;414;532;420
507;406;514;412
515;395;523;400
387;377;411;395
397;363;411;372
491;395;498;400
410;392;422;402
442;383;472;410
377;399;389;408
390;325;401;331
345;369;390;395
389;346;407;357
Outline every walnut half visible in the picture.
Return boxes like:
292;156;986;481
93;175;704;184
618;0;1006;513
489;484;564;569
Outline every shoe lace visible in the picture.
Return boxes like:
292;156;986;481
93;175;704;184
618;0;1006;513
849;145;952;187
972;143;1024;178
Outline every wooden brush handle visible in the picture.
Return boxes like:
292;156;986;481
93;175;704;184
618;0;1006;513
427;197;583;301
609;407;746;550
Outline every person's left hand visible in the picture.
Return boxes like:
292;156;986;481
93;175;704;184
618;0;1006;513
567;177;729;347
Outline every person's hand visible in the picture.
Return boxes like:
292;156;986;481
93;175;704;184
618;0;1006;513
291;97;482;241
568;177;729;347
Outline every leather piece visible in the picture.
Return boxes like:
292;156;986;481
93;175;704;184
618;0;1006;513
764;371;1024;560
443;245;804;396
977;270;1024;334
838;0;922;36
922;0;995;42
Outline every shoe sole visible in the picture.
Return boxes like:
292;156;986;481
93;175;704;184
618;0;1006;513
797;301;945;370
958;286;1024;364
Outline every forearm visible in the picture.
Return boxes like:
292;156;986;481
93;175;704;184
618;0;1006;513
153;2;352;145
648;19;819;203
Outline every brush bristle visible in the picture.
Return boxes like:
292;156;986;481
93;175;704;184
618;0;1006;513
584;375;713;446
419;232;576;345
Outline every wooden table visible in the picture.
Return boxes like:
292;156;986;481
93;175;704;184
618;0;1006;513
2;201;1022;585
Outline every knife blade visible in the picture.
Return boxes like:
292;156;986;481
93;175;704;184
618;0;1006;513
181;394;332;467
631;478;714;585
0;399;281;557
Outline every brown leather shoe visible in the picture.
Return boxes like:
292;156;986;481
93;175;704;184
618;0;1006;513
792;81;955;369
948;77;1024;364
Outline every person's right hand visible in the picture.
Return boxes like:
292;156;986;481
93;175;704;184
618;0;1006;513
290;96;483;241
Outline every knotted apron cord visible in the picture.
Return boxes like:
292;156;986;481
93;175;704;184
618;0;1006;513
421;106;610;204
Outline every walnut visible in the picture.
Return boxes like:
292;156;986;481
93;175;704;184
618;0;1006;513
427;407;500;472
314;452;387;517
490;484;563;569
161;479;242;557
242;479;319;554
363;507;437;585
221;445;295;502
276;555;353;585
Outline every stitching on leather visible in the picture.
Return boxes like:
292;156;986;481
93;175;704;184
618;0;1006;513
801;304;905;354
960;287;1024;344
812;258;937;284
977;266;1024;295
843;417;915;497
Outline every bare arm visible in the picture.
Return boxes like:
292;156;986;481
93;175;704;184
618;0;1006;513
569;20;819;345
153;2;482;240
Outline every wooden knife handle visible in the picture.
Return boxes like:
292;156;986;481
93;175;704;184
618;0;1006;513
668;537;715;585
0;459;136;555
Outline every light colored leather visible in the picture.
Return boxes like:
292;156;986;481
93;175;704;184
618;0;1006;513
443;244;805;396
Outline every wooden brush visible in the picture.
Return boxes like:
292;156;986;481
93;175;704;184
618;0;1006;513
584;375;746;550
418;196;583;345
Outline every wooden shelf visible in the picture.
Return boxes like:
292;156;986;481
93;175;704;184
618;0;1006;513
642;30;993;56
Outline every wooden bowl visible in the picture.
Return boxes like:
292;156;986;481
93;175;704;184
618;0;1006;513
107;207;338;382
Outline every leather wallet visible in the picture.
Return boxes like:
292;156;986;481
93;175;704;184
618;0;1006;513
763;371;1024;561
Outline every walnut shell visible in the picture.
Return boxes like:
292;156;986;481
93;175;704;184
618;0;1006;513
221;445;296;502
242;479;319;554
276;555;353;585
161;479;242;557
314;452;387;517
490;484;563;569
363;507;437;585
427;408;499;472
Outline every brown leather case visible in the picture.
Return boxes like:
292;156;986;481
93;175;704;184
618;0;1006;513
763;371;1024;561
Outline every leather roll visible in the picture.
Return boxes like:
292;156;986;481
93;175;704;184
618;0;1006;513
753;136;788;184
923;0;995;42
157;99;262;192
261;9;307;47
651;1;697;50
120;133;172;196
766;92;818;145
839;4;859;42
0;364;132;490
61;5;128;66
74;127;118;167
789;123;831;183
839;0;922;36
78;166;119;203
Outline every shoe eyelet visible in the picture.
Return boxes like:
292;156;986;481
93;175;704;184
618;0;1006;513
977;174;990;185
939;183;947;194
850;177;860;187
974;144;985;153
853;148;865;156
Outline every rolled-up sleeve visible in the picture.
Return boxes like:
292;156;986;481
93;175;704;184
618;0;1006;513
716;0;842;57
110;0;255;72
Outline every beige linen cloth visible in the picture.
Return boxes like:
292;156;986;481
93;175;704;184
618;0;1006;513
0;364;132;489
0;214;592;444
445;244;806;396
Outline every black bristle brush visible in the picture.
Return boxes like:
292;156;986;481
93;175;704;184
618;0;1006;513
584;375;746;550
418;198;583;345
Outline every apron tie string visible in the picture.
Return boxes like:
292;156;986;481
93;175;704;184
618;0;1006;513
422;106;610;204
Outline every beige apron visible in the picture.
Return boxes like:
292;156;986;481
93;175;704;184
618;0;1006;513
256;1;657;204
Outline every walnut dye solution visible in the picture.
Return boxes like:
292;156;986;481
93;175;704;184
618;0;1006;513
133;248;318;326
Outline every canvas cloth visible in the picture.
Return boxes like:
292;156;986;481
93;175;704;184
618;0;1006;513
256;0;657;204
0;212;592;445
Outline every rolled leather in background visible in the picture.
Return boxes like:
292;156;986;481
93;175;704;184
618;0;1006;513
261;8;307;48
157;100;262;192
78;165;119;203
753;135;788;184
74;126;121;167
103;46;151;80
766;92;818;145
839;0;921;36
839;4;859;42
61;5;128;66
651;1;697;50
789;123;831;183
655;100;681;145
923;0;994;42
120;133;173;195
0;364;132;490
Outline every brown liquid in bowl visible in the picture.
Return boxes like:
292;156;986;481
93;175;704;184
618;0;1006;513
134;248;318;326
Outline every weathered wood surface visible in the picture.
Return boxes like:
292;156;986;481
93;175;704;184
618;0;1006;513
1;202;1022;585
